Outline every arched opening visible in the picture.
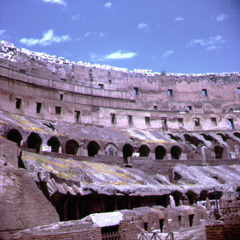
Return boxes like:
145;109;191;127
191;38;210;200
118;196;129;210
123;144;134;163
236;187;240;199
47;137;60;153
168;133;182;142
155;145;166;160
208;191;222;200
199;190;208;201
104;196;115;212
79;196;90;219
130;196;141;209
184;134;204;147
233;132;240;139
66;140;78;155
200;133;217;143
186;190;198;205
27;132;42;153
216;133;229;142
105;143;118;156
138;145;150;157
157;194;170;208
171;191;182;206
67;197;78;220
7;129;22;146
171;145;182;160
56;196;67;221
214;145;224;159
87;141;100;157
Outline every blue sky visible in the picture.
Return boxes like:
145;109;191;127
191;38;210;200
0;0;240;74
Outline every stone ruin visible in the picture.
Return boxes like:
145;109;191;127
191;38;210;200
0;40;240;239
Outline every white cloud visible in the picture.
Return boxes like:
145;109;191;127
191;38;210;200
99;32;105;38
205;45;221;51
175;16;184;21
104;2;112;9
84;32;105;38
42;0;66;7
0;29;6;36
188;35;224;51
72;14;86;22
20;29;71;47
216;13;228;22
137;23;148;29
162;50;174;57
104;50;137;60
84;32;91;37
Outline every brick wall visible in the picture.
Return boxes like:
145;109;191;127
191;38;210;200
23;228;102;240
205;223;240;240
119;220;143;240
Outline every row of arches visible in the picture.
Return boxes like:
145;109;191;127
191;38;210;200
6;129;184;161
7;128;233;161
51;188;223;221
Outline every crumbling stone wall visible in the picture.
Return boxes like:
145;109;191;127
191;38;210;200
0;160;59;240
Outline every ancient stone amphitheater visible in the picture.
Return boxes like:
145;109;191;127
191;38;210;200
0;41;240;239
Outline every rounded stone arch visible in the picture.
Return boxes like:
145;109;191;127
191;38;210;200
233;131;240;139
200;132;217;143
66;139;79;155
27;132;42;153
7;129;22;146
170;145;182;160
186;190;198;205
122;143;134;163
138;144;150;157
184;133;204;147
104;143;118;156
214;145;224;159
155;145;166;160
47;136;61;153
216;132;228;142
87;141;100;157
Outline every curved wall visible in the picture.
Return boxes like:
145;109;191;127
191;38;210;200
0;41;240;131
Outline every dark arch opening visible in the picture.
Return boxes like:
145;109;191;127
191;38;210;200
236;187;240;199
214;145;224;159
171;191;182;206
200;133;217;143
87;141;100;157
184;134;204;146
118;195;129;210
157;194;170;208
138;145;150;157
216;133;229;142
186;190;198;205
171;146;182;160
155;145;166;160
168;134;182;142
27;132;42;153
47;137;60;153
66;140;78;155
67;197;78;220
199;190;208;200
123;144;134;163
56;196;67;221
7;129;22;146
79;196;90;219
233;132;240;139
208;191;222;200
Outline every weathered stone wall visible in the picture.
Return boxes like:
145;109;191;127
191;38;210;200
0;160;59;240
